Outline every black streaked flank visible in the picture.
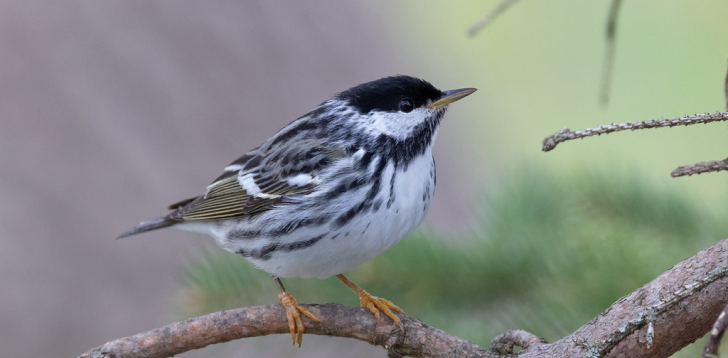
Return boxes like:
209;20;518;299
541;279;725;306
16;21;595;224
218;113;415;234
387;170;396;208
324;176;367;200
228;214;332;241
334;201;372;228
356;151;374;171
372;199;383;212
366;153;389;201
237;234;326;261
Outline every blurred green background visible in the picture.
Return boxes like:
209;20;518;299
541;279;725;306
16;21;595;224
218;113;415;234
177;1;728;357
3;1;726;358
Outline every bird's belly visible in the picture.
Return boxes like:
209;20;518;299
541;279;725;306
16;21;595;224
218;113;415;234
220;155;436;279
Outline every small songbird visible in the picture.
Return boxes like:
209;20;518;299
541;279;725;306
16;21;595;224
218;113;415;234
118;76;476;346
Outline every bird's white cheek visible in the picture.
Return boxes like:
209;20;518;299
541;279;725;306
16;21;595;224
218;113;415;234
365;108;429;140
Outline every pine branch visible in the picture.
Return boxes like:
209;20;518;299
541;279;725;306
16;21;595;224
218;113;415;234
79;238;728;358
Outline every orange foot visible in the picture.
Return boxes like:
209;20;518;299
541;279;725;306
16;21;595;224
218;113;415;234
336;274;403;326
358;290;403;326
278;291;320;346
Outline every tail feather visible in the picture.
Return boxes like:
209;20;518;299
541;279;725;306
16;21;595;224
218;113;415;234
117;216;177;239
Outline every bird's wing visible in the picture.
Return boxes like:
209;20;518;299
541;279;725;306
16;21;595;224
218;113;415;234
169;142;348;221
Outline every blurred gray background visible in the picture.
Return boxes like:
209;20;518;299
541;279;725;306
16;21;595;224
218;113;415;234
3;1;728;357
0;2;480;357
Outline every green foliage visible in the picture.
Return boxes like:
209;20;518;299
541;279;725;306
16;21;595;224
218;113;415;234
177;169;727;355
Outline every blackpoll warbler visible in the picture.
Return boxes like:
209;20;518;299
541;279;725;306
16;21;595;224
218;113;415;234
119;76;476;345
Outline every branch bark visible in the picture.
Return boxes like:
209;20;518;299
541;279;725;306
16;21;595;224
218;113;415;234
79;303;497;358
541;112;728;152
672;157;728;177
80;238;728;358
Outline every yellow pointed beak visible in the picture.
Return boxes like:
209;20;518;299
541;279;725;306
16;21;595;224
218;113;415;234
427;88;477;109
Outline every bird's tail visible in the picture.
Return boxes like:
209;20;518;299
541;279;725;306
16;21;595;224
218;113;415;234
117;216;177;239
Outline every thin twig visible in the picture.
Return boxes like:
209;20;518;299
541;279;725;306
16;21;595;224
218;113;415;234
599;0;623;105
672;157;728;178
703;302;728;358
468;0;521;37
541;112;728;152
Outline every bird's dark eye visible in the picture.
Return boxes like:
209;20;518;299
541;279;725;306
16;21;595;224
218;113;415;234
398;98;414;113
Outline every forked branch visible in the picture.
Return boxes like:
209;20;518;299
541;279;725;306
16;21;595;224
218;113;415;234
79;238;728;358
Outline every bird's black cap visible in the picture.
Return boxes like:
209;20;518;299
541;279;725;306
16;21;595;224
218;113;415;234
336;75;443;114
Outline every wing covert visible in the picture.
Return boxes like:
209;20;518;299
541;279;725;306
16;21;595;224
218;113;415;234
168;142;349;221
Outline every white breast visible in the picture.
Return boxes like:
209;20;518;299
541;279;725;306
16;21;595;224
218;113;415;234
255;149;435;278
191;148;437;279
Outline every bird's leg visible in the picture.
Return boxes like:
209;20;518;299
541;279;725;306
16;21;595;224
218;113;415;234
336;274;403;326
273;276;319;346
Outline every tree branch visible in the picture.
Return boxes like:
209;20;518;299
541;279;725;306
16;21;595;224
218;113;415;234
541;112;728;152
78;303;496;358
80;238;728;358
671;157;728;177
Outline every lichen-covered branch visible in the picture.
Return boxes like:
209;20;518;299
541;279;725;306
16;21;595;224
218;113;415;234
541;112;728;152
79;238;728;358
562;238;728;358
591;264;727;356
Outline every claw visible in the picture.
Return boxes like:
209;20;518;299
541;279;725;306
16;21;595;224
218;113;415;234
336;274;403;326
359;291;403;326
278;291;320;346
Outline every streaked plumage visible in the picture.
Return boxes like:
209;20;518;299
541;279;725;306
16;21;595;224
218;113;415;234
118;75;476;345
